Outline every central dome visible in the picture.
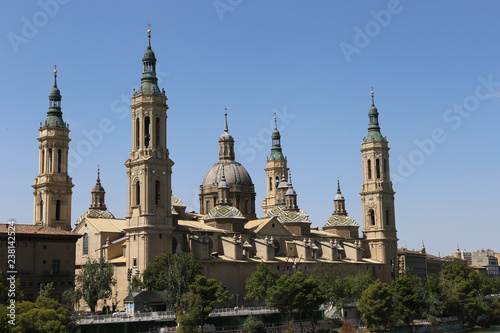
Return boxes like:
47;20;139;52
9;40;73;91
202;160;253;188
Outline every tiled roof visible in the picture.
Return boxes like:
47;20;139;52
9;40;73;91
0;224;80;237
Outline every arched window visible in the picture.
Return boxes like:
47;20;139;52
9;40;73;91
41;150;45;173
57;149;62;173
82;233;88;255
269;177;273;191
369;209;375;225
275;176;280;189
48;149;53;173
144;117;151;147
39;200;44;222
155;117;160;148
55;200;61;220
135;181;140;205
376;158;381;179
367;160;372;180
155;180;161;205
135;118;140;147
385;209;390;225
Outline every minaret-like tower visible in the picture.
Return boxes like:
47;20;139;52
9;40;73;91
333;179;347;216
90;168;107;211
284;173;299;212
124;29;174;273
262;115;289;215
360;91;397;279
32;68;73;231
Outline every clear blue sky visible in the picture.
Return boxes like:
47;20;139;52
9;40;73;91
1;1;499;257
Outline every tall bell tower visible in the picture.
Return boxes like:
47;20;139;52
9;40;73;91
360;91;398;279
123;29;174;273
33;68;73;231
262;116;289;215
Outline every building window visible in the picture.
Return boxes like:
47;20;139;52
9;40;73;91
155;117;160;148
367;160;372;180
52;260;60;274
135;118;140;147
133;258;137;267
269;177;273;191
369;209;375;225
55;200;61;220
41;150;45;173
48;148;53;173
57;149;62;173
385;209;390;225
205;200;210;213
376;158;381;179
144;116;151;147
135;181;141;205
155;180;161;205
82;233;88;255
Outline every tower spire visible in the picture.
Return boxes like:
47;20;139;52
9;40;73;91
364;89;385;142
218;111;235;161
269;113;285;161
224;110;229;132
45;67;65;128
90;166;107;211
139;26;160;94
333;178;347;215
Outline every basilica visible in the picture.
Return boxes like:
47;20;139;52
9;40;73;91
32;30;398;310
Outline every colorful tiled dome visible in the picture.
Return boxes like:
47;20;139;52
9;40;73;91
266;206;311;223
207;205;245;219
76;209;115;224
325;215;358;227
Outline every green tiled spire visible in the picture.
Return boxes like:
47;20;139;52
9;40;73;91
364;90;386;142
269;115;286;161
44;67;66;128
139;27;160;94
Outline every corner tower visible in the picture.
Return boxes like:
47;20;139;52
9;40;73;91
262;115;289;215
32;68;73;231
360;91;397;278
124;29;174;273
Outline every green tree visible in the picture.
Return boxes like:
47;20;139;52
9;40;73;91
180;275;230;332
357;280;393;330
62;287;82;312
242;316;266;333
0;291;79;333
391;274;426;324
317;264;375;309
266;270;326;328
438;260;493;327
75;256;115;313
244;262;278;302
176;292;203;333
143;251;203;306
39;282;54;299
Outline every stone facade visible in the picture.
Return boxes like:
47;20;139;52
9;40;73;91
26;31;400;311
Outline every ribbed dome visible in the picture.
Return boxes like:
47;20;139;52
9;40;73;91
202;160;253;188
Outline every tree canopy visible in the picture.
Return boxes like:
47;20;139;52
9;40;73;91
266;270;325;325
357;280;393;330
142;251;203;306
177;275;230;332
75;256;115;313
244;262;278;302
0;284;78;333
